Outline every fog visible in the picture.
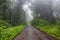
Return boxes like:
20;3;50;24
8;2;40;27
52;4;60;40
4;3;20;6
7;0;60;25
23;1;33;24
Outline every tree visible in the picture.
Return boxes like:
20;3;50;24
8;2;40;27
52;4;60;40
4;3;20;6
0;0;8;19
32;0;56;24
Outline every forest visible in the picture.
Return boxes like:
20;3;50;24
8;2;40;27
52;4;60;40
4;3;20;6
0;0;60;40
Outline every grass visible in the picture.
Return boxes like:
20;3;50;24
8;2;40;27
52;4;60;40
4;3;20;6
32;19;60;40
36;24;60;40
0;25;25;40
0;19;26;40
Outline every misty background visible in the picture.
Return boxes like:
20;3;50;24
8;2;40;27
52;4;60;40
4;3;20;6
0;0;60;40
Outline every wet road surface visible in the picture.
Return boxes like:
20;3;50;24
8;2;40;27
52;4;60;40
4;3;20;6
13;25;58;40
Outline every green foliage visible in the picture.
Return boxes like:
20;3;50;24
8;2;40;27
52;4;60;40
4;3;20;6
32;19;49;26
0;19;12;28
0;20;25;40
56;20;60;26
0;25;25;40
36;25;60;40
33;19;60;40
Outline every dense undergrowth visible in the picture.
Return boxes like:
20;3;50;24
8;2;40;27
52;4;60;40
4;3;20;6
0;19;25;40
32;19;60;40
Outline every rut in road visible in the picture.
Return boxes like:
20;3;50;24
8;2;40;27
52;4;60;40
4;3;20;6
13;25;58;40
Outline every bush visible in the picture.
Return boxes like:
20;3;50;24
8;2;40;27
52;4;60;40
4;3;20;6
0;19;12;29
32;19;60;40
0;19;26;40
32;19;49;26
0;25;25;40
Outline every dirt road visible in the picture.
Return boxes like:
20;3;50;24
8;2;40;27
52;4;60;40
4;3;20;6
13;25;58;40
